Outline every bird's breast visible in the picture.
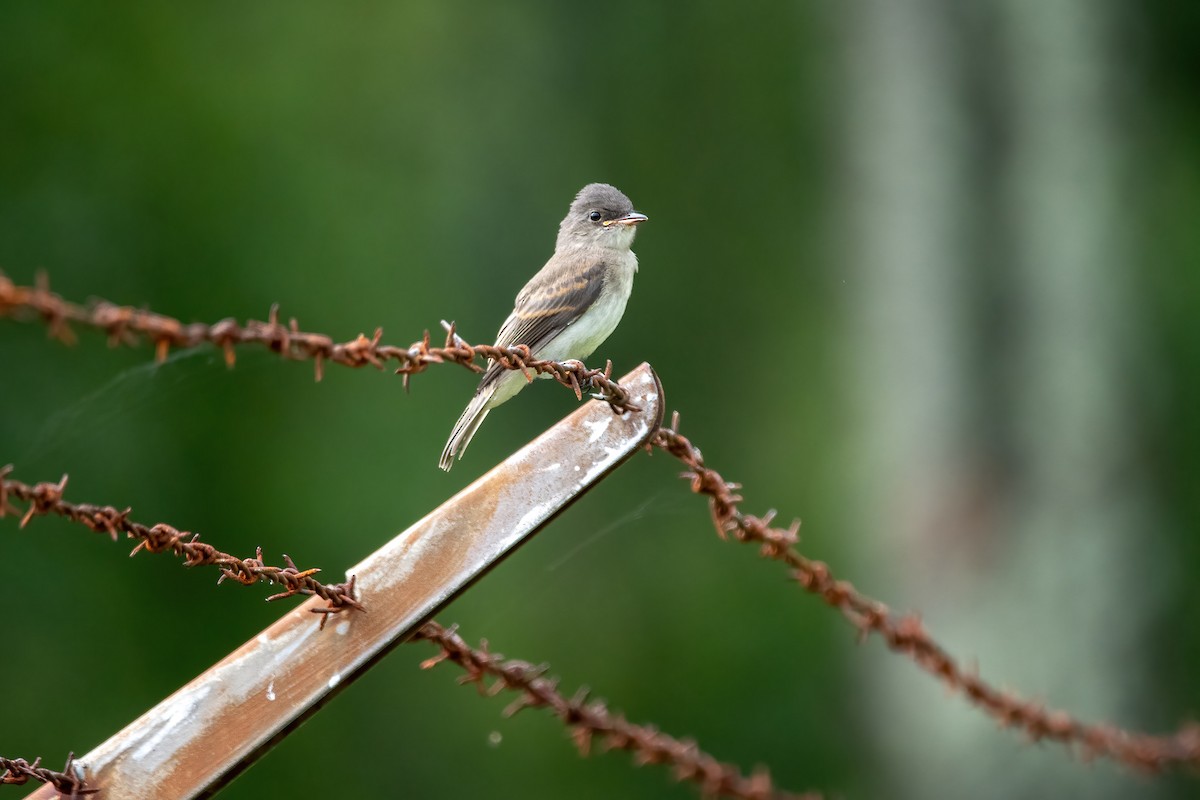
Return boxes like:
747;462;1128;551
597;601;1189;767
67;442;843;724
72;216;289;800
536;255;636;363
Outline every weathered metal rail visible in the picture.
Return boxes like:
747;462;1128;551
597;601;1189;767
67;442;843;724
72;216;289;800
27;363;663;799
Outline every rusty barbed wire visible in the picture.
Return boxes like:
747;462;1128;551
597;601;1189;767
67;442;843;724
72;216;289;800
649;411;1200;772
0;753;94;797
0;274;637;414
0;467;363;627
7;273;1200;778
413;621;819;800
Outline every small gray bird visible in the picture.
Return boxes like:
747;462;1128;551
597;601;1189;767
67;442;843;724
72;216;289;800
439;183;647;471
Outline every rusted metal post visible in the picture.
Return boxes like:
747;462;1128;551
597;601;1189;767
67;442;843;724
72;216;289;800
29;363;663;800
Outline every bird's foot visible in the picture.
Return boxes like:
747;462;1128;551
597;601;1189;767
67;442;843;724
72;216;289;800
560;360;595;395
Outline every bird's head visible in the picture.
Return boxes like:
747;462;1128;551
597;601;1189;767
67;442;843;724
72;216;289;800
558;183;647;250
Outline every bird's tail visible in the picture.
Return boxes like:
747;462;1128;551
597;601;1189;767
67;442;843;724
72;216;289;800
439;387;494;471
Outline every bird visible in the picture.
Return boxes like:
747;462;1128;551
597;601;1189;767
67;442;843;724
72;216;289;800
439;182;647;471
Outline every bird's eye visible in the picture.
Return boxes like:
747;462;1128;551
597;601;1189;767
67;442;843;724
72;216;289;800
588;211;602;222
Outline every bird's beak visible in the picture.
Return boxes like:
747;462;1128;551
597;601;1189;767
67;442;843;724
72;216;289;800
604;211;648;227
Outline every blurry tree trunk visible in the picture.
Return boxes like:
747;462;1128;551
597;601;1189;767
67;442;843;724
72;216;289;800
831;1;1162;797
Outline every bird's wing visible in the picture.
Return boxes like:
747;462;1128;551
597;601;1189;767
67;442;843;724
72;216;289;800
477;257;606;392
496;257;606;352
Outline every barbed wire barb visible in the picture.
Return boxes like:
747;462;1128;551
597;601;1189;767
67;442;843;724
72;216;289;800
0;275;637;414
1;753;95;797
648;415;1200;773
413;622;820;800
0;466;363;627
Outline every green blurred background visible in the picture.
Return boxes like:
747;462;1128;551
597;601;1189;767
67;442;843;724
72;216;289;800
2;2;1198;798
